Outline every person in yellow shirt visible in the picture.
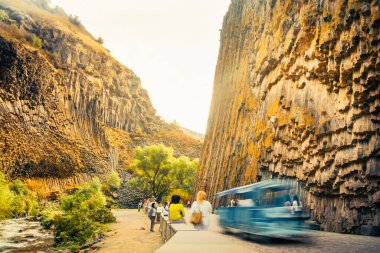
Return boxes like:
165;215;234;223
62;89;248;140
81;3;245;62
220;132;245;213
169;195;185;223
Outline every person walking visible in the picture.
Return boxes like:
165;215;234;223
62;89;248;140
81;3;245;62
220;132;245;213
138;201;142;212
190;191;212;231
169;195;185;223
143;199;148;214
148;202;157;232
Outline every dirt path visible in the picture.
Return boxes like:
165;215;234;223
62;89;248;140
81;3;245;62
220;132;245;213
90;209;163;253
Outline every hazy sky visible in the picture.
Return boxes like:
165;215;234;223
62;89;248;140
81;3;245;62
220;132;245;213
51;0;231;133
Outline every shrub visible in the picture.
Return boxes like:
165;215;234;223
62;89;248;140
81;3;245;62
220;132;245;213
106;171;121;191
0;172;37;220
33;0;53;11
39;201;60;229
96;37;104;44
34;35;43;48
10;23;18;30
0;9;9;22
54;178;115;250
24;33;43;49
102;171;121;208
0;172;14;220
9;179;38;217
8;10;30;23
69;15;81;27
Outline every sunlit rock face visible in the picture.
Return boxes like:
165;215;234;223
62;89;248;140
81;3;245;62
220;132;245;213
195;0;380;235
0;0;201;196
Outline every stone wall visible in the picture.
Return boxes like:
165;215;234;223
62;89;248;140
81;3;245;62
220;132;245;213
195;0;380;235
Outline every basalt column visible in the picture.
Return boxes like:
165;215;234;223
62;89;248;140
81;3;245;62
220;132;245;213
195;0;380;235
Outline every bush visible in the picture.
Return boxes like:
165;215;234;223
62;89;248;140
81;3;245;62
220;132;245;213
9;180;38;217
0;173;14;220
96;37;104;44
0;172;37;220
106;171;121;191
24;33;43;49
39;202;60;229
11;23;18;30
8;9;31;23
69;15;81;27
0;9;9;22
54;178;115;250
102;171;121;208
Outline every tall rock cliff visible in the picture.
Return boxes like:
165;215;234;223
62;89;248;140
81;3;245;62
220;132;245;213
0;0;201;196
195;0;380;235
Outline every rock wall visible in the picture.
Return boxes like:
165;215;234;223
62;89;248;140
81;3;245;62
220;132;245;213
0;0;201;196
195;0;380;235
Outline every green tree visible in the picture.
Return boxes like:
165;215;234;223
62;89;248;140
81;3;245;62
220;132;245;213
106;171;121;191
131;144;174;201
171;156;198;194
102;171;121;207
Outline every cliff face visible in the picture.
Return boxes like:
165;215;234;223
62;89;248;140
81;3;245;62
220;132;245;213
196;0;380;235
0;0;201;196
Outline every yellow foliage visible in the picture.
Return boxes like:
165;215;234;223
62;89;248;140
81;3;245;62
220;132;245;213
168;189;191;204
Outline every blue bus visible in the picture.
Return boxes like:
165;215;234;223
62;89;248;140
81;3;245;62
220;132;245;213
215;179;309;238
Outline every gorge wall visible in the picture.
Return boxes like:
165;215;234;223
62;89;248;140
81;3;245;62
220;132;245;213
0;0;201;196
195;0;380;235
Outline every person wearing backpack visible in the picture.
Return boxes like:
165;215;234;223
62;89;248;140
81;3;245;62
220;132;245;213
189;191;212;231
148;202;157;232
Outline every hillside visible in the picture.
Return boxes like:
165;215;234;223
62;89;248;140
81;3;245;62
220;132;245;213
0;0;201;197
195;0;380;235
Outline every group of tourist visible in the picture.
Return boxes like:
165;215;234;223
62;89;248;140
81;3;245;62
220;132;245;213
140;191;213;232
